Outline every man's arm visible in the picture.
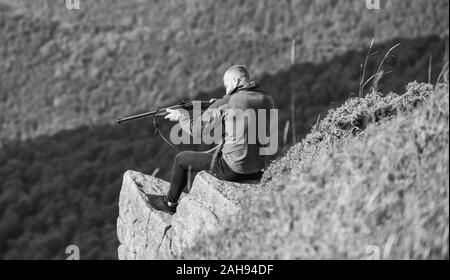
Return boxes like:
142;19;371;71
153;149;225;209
164;96;229;138
178;106;223;138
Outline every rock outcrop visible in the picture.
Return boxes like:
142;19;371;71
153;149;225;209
117;170;262;260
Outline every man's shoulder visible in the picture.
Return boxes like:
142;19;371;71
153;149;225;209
232;86;272;101
208;83;273;110
229;87;274;110
208;95;231;110
235;83;270;96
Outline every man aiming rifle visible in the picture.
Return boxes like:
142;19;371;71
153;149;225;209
120;65;275;215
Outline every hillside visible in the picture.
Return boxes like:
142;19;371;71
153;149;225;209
0;36;448;260
0;0;449;143
183;81;449;259
0;0;449;260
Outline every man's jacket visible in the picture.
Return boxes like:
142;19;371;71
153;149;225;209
179;81;275;174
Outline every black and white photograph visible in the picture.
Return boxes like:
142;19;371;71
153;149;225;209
0;0;448;266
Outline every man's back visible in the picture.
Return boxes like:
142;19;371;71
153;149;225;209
222;82;275;174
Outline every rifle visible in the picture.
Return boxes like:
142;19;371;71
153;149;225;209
116;100;211;124
117;100;212;151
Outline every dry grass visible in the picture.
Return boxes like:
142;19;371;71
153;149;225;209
183;81;449;260
359;39;400;98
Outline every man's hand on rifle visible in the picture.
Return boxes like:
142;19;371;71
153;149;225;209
165;109;184;122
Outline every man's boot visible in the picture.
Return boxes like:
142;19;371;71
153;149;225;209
145;194;177;215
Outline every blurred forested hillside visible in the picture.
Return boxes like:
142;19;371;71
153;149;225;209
0;0;449;143
0;34;448;259
0;0;449;260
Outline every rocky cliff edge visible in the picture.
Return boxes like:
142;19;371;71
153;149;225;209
117;170;262;260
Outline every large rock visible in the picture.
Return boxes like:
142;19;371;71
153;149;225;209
117;170;262;259
117;170;172;260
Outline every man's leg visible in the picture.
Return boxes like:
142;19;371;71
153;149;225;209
146;151;213;214
167;151;214;203
214;156;263;183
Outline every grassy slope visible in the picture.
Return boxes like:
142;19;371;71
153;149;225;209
0;0;449;143
185;82;449;260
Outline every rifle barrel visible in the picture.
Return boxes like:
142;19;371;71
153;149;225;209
116;101;211;124
117;110;167;124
